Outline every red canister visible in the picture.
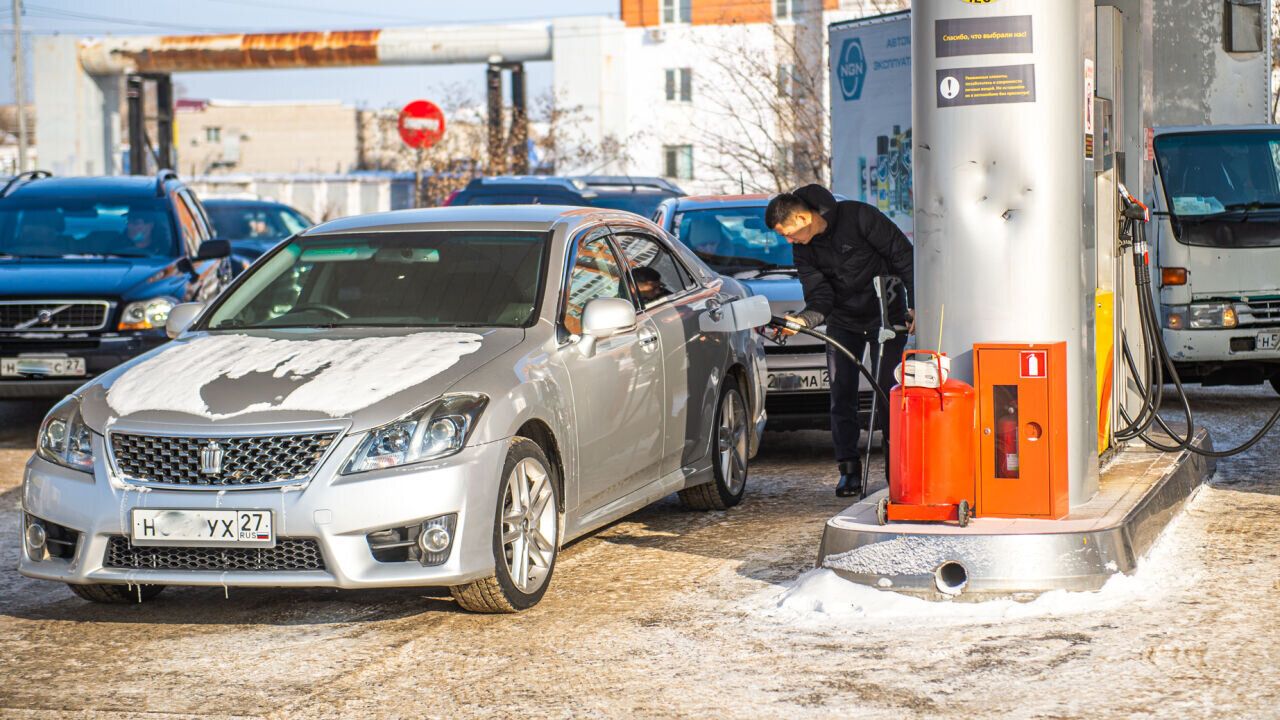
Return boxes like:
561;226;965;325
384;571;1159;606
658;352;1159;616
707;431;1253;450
886;351;977;521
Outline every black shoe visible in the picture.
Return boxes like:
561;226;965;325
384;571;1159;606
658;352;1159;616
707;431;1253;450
836;461;864;499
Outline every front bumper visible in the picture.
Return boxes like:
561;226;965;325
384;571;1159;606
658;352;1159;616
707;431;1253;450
0;333;166;399
1164;326;1280;362
18;434;509;589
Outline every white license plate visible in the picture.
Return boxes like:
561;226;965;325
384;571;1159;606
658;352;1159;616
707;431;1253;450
1258;332;1280;351
767;369;830;392
131;509;274;548
1;355;86;378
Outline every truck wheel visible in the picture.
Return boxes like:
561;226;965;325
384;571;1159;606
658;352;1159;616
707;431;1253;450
451;438;560;613
68;583;164;604
679;384;749;511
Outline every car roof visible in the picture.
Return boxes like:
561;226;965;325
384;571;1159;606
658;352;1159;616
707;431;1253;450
202;197;291;208
1154;124;1280;136
669;194;772;211
303;205;643;235
465;176;589;193
1;175;178;200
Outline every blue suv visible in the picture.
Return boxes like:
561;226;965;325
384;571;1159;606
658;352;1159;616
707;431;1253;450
0;170;232;398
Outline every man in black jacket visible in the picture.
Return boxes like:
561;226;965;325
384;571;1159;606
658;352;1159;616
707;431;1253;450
766;184;914;498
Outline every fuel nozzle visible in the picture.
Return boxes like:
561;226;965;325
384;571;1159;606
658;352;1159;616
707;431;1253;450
759;315;803;345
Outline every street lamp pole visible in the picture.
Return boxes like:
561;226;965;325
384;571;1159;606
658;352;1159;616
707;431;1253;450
12;0;28;173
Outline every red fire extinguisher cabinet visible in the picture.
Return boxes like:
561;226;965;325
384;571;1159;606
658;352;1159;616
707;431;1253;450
882;351;977;526
973;342;1070;519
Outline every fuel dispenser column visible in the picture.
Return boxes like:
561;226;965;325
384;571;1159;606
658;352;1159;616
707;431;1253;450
912;1;1099;506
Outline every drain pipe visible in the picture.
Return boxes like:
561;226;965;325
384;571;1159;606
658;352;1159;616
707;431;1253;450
934;561;969;596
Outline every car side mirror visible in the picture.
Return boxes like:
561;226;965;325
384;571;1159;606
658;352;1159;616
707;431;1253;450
195;239;231;260
165;301;206;339
576;297;638;358
582;297;638;339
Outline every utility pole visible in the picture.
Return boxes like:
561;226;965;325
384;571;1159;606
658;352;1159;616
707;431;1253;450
11;0;28;173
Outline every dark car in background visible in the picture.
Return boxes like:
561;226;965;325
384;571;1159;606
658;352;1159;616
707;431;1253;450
202;197;313;274
0;170;232;399
446;176;684;218
654;194;872;429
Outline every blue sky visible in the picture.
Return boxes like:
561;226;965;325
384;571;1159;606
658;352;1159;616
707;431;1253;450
1;0;617;107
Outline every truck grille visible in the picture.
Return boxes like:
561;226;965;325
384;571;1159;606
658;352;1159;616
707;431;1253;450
0;300;110;332
110;432;338;488
1236;299;1280;327
104;537;325;571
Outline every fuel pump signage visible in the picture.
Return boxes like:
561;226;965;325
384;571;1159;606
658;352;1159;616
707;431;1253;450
1020;350;1047;378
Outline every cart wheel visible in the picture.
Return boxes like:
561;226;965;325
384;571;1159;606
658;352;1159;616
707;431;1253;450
876;498;889;526
958;500;971;528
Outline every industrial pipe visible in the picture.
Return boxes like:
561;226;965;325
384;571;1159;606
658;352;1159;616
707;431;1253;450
77;23;554;75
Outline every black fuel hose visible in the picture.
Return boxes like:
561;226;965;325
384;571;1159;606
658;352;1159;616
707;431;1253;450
766;316;893;411
1113;206;1280;458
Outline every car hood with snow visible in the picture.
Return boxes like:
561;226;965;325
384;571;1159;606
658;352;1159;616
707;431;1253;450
75;327;523;433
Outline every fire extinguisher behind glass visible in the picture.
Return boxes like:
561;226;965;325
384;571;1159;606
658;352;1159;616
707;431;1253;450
995;404;1019;478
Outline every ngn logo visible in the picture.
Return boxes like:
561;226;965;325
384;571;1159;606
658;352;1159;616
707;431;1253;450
838;38;868;101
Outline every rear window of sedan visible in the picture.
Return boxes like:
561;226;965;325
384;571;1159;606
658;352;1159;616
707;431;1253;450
205;231;549;330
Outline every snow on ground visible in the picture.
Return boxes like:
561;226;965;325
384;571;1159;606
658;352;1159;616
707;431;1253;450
106;331;484;419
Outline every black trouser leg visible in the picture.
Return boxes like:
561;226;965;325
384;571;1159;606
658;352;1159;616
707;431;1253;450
827;326;869;464
827;326;909;463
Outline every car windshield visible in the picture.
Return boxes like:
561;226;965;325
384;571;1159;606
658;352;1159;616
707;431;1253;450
0;197;177;259
206;203;311;241
589;190;679;217
204;231;548;330
1156;130;1280;247
672;207;793;274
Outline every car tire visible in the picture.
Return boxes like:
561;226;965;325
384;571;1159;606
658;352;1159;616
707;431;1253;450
679;383;749;511
451;437;560;614
67;583;165;604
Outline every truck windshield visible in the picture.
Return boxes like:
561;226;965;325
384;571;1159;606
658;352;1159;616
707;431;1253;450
672;207;794;276
0;198;177;259
1155;131;1280;247
204;231;547;330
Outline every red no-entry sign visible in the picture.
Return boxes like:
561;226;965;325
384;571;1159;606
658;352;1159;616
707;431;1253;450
398;100;446;150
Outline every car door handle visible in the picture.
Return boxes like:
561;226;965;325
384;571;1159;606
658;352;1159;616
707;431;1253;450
638;328;658;349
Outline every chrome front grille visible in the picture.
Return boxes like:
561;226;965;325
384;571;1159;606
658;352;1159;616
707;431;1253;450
1236;299;1280;327
0;300;110;332
110;432;338;488
104;537;325;571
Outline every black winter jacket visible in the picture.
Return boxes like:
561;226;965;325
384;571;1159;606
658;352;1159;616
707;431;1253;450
790;184;915;332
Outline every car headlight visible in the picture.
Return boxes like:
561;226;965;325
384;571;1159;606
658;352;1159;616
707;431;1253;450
342;394;489;474
118;296;177;331
1188;302;1238;329
36;396;95;474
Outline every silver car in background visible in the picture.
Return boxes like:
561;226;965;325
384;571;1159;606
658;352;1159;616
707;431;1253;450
654;194;871;430
19;206;767;613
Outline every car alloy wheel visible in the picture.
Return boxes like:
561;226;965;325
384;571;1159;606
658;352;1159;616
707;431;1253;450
451;438;560;613
718;386;749;497
501;456;557;595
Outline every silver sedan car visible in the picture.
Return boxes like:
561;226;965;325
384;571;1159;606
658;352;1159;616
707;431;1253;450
19;206;768;613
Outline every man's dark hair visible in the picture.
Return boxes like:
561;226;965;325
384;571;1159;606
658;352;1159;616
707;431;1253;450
632;266;662;284
765;193;814;229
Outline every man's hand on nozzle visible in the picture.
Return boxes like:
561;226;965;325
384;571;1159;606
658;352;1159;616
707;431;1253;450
780;314;809;337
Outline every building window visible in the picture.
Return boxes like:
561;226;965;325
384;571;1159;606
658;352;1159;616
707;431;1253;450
205;126;222;143
664;145;694;180
776;63;796;98
662;0;692;24
665;68;693;102
775;0;792;20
